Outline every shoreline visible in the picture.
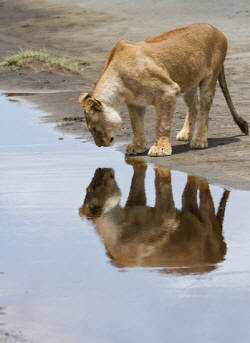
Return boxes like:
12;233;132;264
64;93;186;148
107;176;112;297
1;0;250;190
3;89;250;191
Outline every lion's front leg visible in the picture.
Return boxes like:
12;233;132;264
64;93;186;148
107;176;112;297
125;158;147;207
148;94;176;157
126;104;147;155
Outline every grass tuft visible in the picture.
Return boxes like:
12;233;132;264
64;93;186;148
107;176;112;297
0;49;86;75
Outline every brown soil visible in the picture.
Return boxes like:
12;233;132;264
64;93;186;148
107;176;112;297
0;0;250;189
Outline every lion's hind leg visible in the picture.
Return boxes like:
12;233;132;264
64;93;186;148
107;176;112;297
182;175;200;217
190;78;217;149
176;88;198;142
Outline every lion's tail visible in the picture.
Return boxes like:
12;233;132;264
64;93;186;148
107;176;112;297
218;65;248;135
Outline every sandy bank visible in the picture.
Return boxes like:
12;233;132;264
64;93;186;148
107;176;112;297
0;0;250;189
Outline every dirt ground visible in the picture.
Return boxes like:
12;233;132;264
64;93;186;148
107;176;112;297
0;0;250;189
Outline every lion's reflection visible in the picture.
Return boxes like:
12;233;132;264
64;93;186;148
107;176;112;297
79;160;229;274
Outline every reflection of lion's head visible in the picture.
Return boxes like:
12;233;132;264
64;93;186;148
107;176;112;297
79;93;116;147
79;164;229;274
79;168;121;219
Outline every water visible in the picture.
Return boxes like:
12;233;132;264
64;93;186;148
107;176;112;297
0;93;250;342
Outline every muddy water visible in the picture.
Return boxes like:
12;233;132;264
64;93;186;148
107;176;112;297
1;93;250;343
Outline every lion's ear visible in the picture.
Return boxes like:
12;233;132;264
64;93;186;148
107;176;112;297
78;93;91;105
78;206;86;217
87;98;103;112
79;93;103;112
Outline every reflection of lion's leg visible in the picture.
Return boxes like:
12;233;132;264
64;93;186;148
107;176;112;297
182;175;200;217
126;104;147;155
177;88;198;141
125;162;147;207
191;78;217;149
199;180;215;223
148;93;177;156
154;167;175;214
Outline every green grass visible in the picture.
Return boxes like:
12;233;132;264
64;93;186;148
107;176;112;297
0;49;86;75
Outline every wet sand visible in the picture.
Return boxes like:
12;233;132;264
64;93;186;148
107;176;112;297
0;0;250;189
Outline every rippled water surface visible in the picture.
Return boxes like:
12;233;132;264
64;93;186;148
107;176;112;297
1;94;250;342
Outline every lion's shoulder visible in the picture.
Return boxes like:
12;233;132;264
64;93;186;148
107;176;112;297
103;39;137;72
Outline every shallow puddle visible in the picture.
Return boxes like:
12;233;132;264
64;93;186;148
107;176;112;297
1;93;250;342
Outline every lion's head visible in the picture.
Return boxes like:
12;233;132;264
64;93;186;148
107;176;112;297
78;93;115;147
79;168;121;219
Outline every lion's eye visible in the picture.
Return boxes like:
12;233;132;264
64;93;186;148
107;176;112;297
92;128;97;133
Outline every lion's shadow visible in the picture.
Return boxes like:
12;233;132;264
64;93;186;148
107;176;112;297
127;135;240;156
172;135;240;155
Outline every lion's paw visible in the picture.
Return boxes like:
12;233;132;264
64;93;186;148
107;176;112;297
126;143;147;155
148;144;172;157
176;130;190;141
190;139;208;149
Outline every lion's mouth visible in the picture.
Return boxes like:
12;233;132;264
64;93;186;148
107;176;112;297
96;136;114;147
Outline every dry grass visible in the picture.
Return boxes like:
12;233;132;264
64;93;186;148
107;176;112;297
0;49;86;75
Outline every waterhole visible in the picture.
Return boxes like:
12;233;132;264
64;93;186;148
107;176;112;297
0;93;250;343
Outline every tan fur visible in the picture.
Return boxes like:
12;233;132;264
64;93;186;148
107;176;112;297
79;23;248;156
79;160;229;274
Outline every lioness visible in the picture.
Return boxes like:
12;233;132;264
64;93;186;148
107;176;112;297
79;161;229;274
79;23;248;156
